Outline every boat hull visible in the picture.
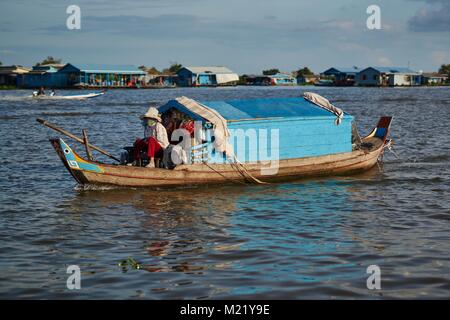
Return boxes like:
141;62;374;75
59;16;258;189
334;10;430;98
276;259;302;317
31;92;104;100
50;137;384;188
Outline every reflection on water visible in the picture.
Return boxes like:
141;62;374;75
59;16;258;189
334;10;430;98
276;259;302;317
0;87;449;299
72;186;247;275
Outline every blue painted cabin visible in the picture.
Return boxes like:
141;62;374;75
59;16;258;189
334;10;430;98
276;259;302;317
159;97;354;164
176;66;239;87
269;73;297;85
18;65;68;88
58;63;146;87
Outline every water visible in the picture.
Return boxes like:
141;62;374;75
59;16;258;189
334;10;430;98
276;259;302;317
0;86;449;299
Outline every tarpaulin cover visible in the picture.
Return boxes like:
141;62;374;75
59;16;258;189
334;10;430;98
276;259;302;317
202;97;340;121
303;92;344;125
215;73;239;84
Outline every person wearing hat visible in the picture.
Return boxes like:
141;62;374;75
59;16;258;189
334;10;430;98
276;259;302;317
134;106;169;168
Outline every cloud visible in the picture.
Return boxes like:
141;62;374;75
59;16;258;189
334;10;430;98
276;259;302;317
35;12;341;50
36;14;203;38
431;50;450;64
264;15;277;21
408;0;450;32
376;56;393;66
334;42;370;54
321;20;355;32
0;49;15;55
84;14;201;36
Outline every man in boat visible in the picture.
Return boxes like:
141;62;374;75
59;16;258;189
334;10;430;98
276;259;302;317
37;86;46;96
135;106;169;168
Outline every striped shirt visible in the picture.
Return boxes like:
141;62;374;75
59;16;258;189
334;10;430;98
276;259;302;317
144;121;169;149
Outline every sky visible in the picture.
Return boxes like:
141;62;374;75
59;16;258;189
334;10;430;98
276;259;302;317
0;0;449;74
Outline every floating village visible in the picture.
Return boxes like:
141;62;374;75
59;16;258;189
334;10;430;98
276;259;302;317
1;59;446;185
12;60;397;187
0;60;449;89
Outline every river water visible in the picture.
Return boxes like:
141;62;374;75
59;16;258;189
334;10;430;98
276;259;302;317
0;86;449;299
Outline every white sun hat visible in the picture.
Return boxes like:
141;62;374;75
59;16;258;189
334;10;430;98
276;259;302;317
140;106;162;122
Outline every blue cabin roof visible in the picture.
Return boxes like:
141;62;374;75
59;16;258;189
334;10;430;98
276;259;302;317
31;65;60;73
366;66;418;74
159;97;342;121
268;73;295;79
323;67;359;75
58;63;146;75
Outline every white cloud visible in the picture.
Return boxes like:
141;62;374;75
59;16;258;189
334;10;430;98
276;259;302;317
0;49;15;55
376;57;393;66
320;20;356;32
431;50;450;64
408;0;450;32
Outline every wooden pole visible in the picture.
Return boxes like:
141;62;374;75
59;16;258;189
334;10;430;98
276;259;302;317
36;118;120;162
82;129;93;161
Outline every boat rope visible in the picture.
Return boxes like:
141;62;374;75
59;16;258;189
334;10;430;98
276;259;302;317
201;157;268;185
229;160;252;184
383;139;400;159
229;156;269;185
201;161;247;185
377;139;399;173
376;158;384;172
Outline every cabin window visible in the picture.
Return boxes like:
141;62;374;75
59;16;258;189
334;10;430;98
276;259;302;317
362;75;367;80
373;75;378;80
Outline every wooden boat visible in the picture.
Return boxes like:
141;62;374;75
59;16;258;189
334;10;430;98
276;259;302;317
314;79;334;87
46;94;393;188
31;92;105;100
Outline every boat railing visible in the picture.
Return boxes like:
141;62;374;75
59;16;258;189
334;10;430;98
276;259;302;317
191;143;209;163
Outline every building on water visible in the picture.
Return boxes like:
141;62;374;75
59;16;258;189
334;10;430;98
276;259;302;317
356;67;422;86
267;73;297;85
57;63;146;88
321;67;360;86
176;66;239;87
240;74;272;86
18;63;146;88
296;74;319;85
0;65;31;87
147;74;178;87
18;64;65;88
241;73;297;86
421;72;448;85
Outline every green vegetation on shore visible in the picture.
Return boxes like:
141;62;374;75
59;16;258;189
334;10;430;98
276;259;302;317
439;64;450;77
0;85;17;90
138;62;183;75
262;68;280;75
36;56;62;66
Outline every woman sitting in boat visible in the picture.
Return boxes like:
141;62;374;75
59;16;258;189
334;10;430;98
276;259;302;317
134;106;169;168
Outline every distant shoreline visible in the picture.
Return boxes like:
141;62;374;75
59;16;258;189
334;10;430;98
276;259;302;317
2;84;449;90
